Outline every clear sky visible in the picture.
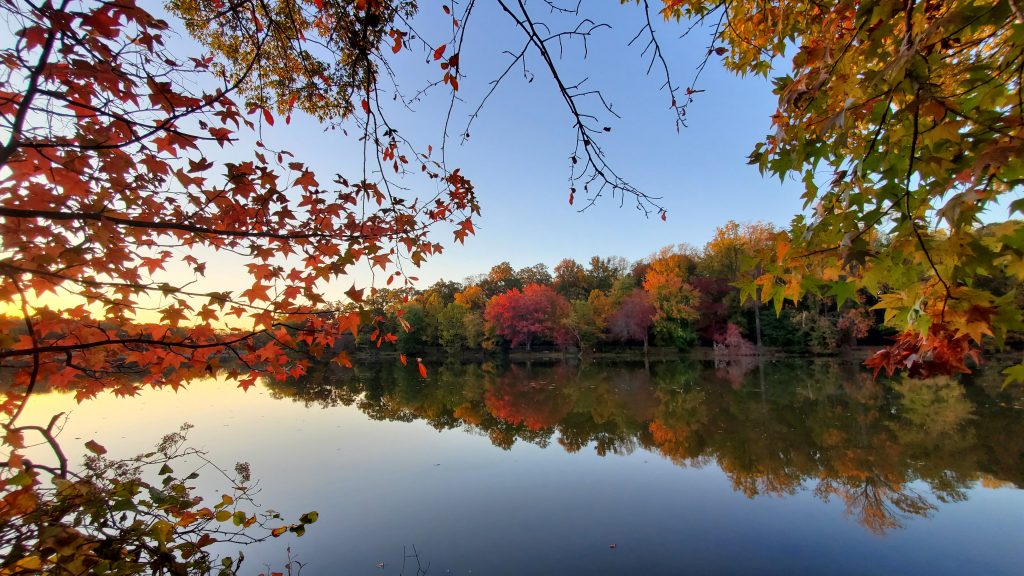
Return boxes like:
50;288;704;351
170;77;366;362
228;1;807;290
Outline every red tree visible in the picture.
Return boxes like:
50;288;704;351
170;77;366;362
484;284;570;350
608;289;655;354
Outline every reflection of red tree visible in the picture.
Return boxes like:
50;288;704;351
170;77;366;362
484;376;573;431
712;357;758;389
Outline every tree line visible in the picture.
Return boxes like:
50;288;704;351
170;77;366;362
339;221;899;357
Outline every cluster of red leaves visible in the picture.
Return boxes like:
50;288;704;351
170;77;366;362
0;0;478;414
483;284;571;349
864;324;982;379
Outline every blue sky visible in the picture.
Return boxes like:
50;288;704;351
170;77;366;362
412;2;806;283
161;1;808;292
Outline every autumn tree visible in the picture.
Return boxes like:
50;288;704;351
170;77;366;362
484;284;570;350
423;280;464;306
703;221;777;348
454;284;487;311
661;0;1024;380
587;288;615;330
438;302;470;354
478;261;523;298
608;289;656;354
553;258;590;301
563;300;602;353
515;263;553;287
643;246;702;349
0;0;478;568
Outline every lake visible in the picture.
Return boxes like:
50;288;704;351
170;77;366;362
18;358;1024;575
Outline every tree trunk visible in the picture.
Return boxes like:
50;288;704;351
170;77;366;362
753;286;763;352
643;334;649;356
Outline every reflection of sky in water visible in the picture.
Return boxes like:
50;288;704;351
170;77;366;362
14;365;1024;576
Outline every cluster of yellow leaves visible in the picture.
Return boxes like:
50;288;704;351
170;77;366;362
661;0;1024;380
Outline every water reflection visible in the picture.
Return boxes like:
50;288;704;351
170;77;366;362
265;358;1024;535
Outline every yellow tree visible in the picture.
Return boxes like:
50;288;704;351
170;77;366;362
643;246;702;348
703;221;777;348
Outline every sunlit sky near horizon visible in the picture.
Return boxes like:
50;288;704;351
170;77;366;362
192;1;807;290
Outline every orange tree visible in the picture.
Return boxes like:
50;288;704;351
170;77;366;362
0;0;479;571
0;0;486;408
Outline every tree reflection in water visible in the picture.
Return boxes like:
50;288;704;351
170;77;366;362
266;359;1023;534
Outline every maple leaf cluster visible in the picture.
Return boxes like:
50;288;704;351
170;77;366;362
660;0;1024;381
0;0;479;418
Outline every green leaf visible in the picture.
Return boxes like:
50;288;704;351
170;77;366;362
1002;363;1024;387
299;511;319;524
772;287;785;316
1010;198;1024;216
737;280;757;304
215;510;231;522
827;281;858;309
9;471;32;487
158;463;173;475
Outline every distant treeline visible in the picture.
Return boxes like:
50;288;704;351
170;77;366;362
339;221;1003;356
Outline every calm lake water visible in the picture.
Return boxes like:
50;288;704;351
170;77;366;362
19;358;1024;575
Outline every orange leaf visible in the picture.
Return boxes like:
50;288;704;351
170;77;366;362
433;44;446;61
345;285;364;303
85;440;107;455
333;352;352;368
417;359;428;378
